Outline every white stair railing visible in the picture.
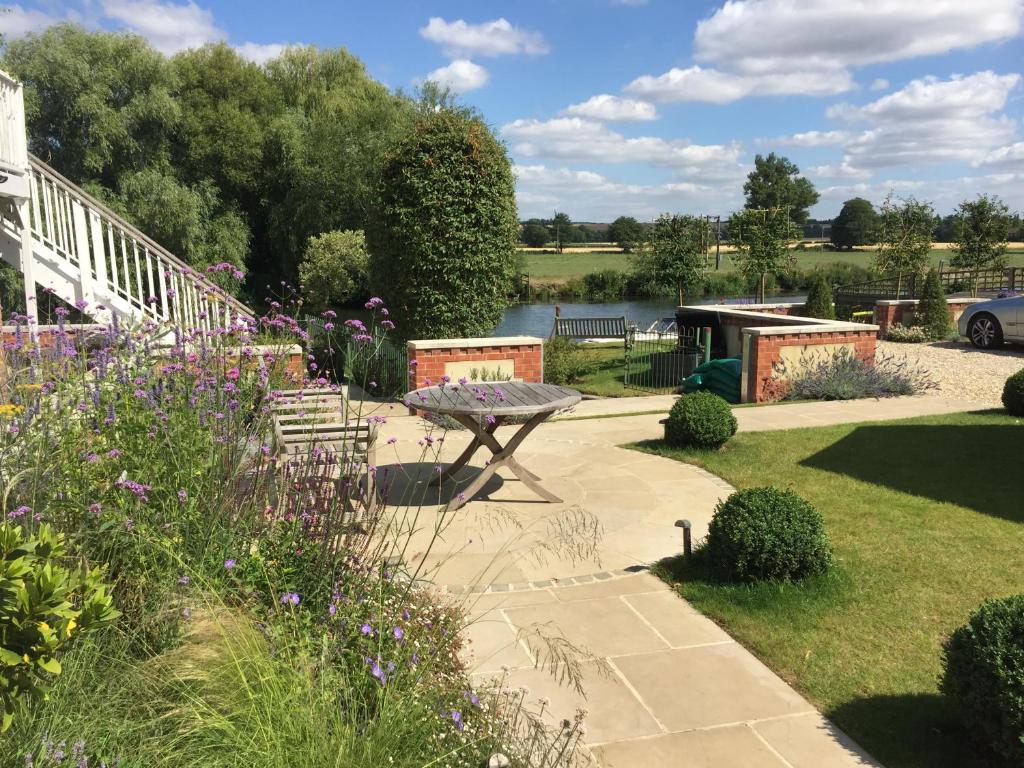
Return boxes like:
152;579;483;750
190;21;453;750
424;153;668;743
0;71;27;178
21;155;255;330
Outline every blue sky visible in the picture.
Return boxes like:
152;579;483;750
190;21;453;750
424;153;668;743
4;0;1024;221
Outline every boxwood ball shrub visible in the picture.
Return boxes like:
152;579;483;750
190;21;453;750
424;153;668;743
704;487;833;581
1002;368;1024;416
664;391;737;449
941;595;1024;763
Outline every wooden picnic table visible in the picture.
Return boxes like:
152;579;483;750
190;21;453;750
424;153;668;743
406;381;581;511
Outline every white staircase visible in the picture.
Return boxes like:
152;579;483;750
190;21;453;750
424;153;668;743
0;69;254;331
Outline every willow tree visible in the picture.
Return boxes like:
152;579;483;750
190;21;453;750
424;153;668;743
727;207;795;303
876;195;935;298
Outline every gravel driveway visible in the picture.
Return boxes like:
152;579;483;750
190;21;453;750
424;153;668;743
877;339;1024;405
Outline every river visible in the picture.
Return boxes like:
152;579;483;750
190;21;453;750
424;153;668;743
492;295;805;337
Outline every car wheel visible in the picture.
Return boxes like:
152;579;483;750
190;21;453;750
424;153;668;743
968;314;1003;349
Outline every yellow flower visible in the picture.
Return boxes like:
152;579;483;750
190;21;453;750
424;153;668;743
38;621;51;635
15;384;41;393
65;618;76;637
0;404;25;418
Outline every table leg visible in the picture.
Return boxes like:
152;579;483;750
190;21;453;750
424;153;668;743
442;411;560;511
428;416;502;486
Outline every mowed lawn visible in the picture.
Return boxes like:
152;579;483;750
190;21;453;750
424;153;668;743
632;411;1024;768
521;247;1024;283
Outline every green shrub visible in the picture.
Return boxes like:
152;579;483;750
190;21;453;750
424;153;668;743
916;268;952;340
0;523;119;730
885;323;929;343
704;487;832;582
367;109;519;341
1002;368;1024;416
664;392;736;449
543;337;596;385
803;274;835;319
941;594;1024;763
581;269;627;301
299;230;369;314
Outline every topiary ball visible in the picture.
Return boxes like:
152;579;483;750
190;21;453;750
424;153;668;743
941;595;1024;763
704;487;832;581
664;392;737;449
1002;368;1024;416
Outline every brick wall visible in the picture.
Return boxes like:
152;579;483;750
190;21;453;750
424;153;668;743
745;327;878;403
407;336;544;393
873;298;983;337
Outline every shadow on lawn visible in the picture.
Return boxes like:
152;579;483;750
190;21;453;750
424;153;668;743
828;692;1012;768
800;421;1024;522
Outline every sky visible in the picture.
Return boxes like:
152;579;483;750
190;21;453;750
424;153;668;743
2;0;1023;222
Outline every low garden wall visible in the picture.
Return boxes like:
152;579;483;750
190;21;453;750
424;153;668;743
676;305;879;403
873;298;986;337
406;336;544;392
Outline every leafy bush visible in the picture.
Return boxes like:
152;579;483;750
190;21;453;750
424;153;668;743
1002;368;1024;416
941;594;1024;763
663;392;736;449
298;230;369;314
916;268;952;340
803;273;835;319
581;270;627;301
885;323;929;343
0;524;118;730
776;348;937;401
367;109;519;341
704;487;832;582
544;337;597;385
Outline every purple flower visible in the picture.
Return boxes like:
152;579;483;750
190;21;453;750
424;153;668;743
86;453;99;463
7;505;30;519
451;710;464;732
485;414;496;425
106;449;121;459
360;623;373;635
365;297;384;309
177;489;188;502
393;627;404;640
178;575;190;585
224;559;236;570
280;592;300;605
89;503;102;515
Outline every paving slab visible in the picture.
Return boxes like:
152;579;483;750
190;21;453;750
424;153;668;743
592;725;788;767
753;713;880;768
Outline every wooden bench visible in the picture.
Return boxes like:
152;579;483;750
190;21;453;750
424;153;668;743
551;316;630;351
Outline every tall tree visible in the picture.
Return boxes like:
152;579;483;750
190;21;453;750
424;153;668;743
950;194;1011;296
521;223;549;248
367;109;519;340
876;195;935;298
743;153;819;225
550;212;573;253
608;215;644;253
831;198;880;249
633;214;711;304
3;23;177;187
728;207;796;302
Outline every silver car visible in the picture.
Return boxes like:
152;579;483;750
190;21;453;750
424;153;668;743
958;295;1024;348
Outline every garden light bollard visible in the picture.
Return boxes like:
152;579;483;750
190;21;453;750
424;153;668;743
675;519;692;557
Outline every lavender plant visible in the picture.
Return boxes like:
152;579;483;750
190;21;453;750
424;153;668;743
773;347;938;401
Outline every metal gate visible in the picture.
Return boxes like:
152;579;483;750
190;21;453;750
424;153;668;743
346;329;408;399
624;324;702;394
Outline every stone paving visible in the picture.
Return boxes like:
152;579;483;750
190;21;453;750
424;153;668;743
367;394;986;767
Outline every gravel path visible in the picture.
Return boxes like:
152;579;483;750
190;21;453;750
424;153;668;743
877;340;1024;405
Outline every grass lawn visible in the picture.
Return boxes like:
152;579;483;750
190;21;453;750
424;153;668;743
631;410;1024;768
521;247;1024;284
570;342;675;397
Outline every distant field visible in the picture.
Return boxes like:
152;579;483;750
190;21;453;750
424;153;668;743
521;246;1024;284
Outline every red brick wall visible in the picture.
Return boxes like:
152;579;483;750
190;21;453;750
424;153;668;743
407;340;544;393
748;329;877;403
873;300;978;337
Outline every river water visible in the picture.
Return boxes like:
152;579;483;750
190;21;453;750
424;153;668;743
492;295;805;337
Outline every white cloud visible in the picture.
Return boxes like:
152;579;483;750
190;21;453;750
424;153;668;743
978;141;1024;170
760;130;851;147
626;0;1021;104
0;5;71;37
694;0;1022;75
235;42;293;65
419;17;549;58
807;161;872;179
826;71;1020;168
501;117;745;180
513;164;741;220
101;0;222;54
625;65;853;104
870;78;890;91
420;59;490;92
564;94;657;121
816;172;1024;214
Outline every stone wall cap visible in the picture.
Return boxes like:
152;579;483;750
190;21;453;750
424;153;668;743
678;305;831;326
875;297;988;306
407;336;543;350
742;323;879;336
